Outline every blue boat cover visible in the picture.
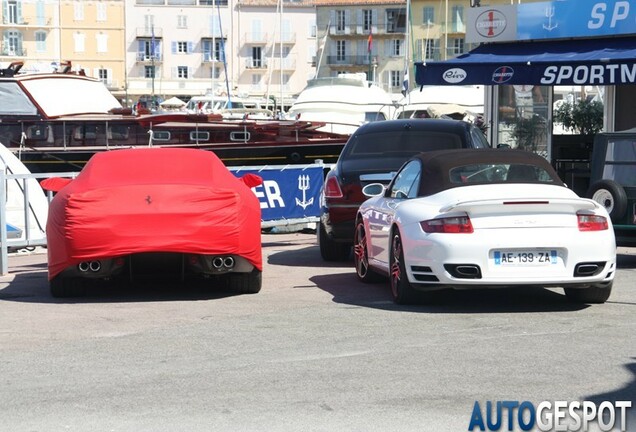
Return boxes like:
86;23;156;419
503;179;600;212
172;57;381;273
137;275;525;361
415;36;636;87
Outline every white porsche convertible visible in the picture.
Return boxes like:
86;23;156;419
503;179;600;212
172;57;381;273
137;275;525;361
354;148;617;304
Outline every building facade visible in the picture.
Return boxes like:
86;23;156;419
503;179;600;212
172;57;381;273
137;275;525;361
2;0;549;108
0;0;126;90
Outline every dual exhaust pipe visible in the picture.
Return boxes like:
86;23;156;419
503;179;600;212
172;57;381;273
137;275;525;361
78;260;102;273
212;256;235;270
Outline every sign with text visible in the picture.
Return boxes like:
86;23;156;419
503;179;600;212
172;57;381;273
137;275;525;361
230;164;326;222
467;0;636;43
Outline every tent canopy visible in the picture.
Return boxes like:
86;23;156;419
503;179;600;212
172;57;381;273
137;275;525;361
415;36;636;87
159;96;185;107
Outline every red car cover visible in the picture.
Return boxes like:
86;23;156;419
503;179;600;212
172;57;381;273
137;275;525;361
45;148;262;280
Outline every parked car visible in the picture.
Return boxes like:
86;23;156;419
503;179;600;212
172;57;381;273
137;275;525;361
41;148;264;298
354;148;616;304
587;129;636;246
318;118;490;261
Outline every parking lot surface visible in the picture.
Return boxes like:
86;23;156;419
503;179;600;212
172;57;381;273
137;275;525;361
0;233;634;432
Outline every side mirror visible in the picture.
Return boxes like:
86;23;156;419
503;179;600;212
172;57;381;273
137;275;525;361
240;173;263;188
40;177;73;192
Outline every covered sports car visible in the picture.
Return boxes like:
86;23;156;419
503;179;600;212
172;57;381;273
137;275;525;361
41;148;263;298
355;148;616;304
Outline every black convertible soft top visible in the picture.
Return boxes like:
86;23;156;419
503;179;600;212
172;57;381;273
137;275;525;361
409;148;565;197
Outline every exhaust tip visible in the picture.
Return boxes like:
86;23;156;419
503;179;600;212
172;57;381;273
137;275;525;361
89;261;101;272
444;264;482;279
574;262;605;277
78;261;90;272
223;256;235;268
212;257;224;269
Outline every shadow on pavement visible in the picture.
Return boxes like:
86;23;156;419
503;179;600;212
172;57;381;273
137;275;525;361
267;245;352;269
585;358;636;426
0;269;245;305
617;252;636;269
310;272;591;314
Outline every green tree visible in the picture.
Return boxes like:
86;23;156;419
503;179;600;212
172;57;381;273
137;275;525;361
553;99;604;135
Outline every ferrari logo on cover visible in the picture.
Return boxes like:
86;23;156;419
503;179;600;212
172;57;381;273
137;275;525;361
145;195;152;204
295;175;314;209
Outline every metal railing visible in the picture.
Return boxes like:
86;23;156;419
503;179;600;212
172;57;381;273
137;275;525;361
0;170;78;276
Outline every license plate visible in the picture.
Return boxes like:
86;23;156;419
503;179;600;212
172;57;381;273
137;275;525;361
494;250;557;266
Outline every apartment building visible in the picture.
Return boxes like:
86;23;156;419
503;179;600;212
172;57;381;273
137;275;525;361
0;0;125;90
314;0;408;96
1;0;544;107
236;0;316;108
125;0;317;107
60;0;126;92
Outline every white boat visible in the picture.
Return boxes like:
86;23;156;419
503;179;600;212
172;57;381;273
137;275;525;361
287;73;395;135
185;94;274;120
0;141;48;246
394;85;485;120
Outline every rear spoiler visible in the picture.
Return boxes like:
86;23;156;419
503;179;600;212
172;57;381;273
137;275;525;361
440;198;600;213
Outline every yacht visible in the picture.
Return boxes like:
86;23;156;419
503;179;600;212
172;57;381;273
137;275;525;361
0;61;349;172
287;73;395;135
395;85;485;120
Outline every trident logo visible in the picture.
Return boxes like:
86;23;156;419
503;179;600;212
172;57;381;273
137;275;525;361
543;7;558;31
295;175;314;209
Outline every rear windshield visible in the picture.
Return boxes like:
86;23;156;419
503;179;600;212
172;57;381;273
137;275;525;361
449;163;558;184
344;131;465;159
602;139;636;187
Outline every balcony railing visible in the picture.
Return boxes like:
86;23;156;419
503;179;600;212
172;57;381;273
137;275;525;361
244;58;268;69
243;32;269;44
202;52;225;63
268;57;296;70
1;48;27;57
328;22;406;36
326;55;371;66
135;0;228;4
136;53;163;62
136;27;163;38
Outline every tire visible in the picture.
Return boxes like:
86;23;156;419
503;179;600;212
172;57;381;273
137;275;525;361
564;281;613;304
318;221;351;262
227;269;262;294
353;219;382;283
50;276;86;298
587;180;628;222
389;230;416;304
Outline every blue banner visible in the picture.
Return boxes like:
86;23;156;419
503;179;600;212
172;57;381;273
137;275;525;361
231;165;325;222
518;1;636;40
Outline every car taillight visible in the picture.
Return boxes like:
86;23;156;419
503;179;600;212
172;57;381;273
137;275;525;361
577;213;608;231
324;175;343;198
420;216;474;233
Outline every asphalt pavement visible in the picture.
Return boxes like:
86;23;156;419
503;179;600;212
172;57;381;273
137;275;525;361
0;234;634;432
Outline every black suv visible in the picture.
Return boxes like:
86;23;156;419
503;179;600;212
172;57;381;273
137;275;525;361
587;129;636;246
318;118;491;261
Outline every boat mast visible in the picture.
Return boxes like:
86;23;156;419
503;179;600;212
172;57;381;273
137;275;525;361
212;0;215;96
280;0;284;114
217;1;232;108
402;0;411;99
314;21;329;79
151;24;156;107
